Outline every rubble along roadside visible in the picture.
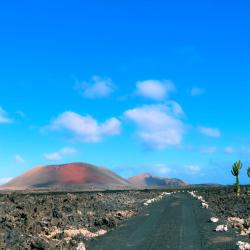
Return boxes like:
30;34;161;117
0;190;165;249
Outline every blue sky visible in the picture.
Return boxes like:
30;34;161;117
0;0;250;184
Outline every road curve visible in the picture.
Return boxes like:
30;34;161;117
87;193;240;250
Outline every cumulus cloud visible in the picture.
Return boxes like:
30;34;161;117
189;87;205;96
153;164;172;175
135;80;175;101
168;101;185;117
186;165;201;174
44;152;62;161
15;154;25;164
0;177;13;185
44;147;77;161
124;104;185;150
47;111;121;143
198;126;221;138
224;146;235;154
201;146;217;154
78;76;115;99
0;107;12;124
60;147;76;155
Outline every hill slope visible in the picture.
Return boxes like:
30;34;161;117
2;162;130;190
128;173;187;187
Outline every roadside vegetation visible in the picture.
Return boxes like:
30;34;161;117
231;161;242;196
231;161;250;196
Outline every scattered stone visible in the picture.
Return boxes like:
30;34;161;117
188;191;209;209
64;227;107;239
195;188;250;220
195;188;249;239
77;210;82;215
237;241;250;250
143;192;172;206
240;228;250;236
0;190;164;249
215;225;228;232
227;217;250;236
228;217;245;227
202;202;209;209
76;242;86;250
210;217;219;223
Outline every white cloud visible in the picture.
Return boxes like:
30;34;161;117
201;146;217;154
0;177;13;185
154;164;172;175
135;80;175;101
190;87;205;96
168;101;185;117
186;165;201;174
44;152;62;161
198;126;221;138
44;147;77;162
124;104;185;149
61;147;76;155
79;76;114;99
48;111;121;143
0;107;12;124
224;146;235;154
15;154;25;164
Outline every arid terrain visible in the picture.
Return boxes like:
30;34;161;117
0;190;164;249
196;187;250;219
0;187;249;250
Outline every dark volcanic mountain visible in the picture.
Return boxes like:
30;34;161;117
128;173;187;187
1;162;130;190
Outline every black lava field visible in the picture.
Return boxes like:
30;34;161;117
0;187;249;249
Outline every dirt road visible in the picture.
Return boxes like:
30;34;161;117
87;193;242;250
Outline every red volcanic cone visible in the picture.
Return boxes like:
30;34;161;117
2;162;129;190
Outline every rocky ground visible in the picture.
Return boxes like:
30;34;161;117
195;186;250;239
196;186;250;219
0;187;249;250
0;190;163;249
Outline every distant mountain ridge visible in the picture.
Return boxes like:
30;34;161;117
1;163;188;190
128;173;187;187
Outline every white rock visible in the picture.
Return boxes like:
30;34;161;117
76;242;86;250
237;241;250;250
77;210;82;215
202;202;209;209
143;192;173;206
215;225;228;232
210;217;219;223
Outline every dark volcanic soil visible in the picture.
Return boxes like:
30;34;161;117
0;190;162;249
195;186;250;219
0;187;249;250
195;186;250;241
